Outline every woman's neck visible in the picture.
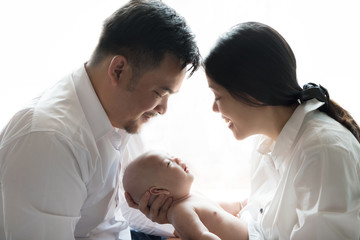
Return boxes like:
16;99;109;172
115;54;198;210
266;104;298;141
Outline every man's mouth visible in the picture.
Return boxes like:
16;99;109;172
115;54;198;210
142;112;157;121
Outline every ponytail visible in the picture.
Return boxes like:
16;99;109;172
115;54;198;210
299;83;360;142
321;100;360;142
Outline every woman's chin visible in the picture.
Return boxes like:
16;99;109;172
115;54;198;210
232;129;248;140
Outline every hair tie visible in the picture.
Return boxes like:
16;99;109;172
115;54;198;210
299;83;329;105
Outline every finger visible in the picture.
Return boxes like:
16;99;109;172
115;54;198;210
159;197;172;218
138;191;151;216
149;194;166;220
241;198;248;208
124;192;138;209
173;229;179;237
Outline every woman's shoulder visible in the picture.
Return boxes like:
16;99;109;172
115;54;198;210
295;110;360;159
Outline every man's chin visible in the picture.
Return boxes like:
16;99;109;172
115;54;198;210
124;125;140;134
124;121;143;134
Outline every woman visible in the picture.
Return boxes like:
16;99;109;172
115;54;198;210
204;22;360;239
127;22;360;239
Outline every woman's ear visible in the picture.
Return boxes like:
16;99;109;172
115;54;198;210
149;186;170;196
108;55;130;86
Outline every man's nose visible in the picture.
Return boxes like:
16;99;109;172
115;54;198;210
154;95;169;115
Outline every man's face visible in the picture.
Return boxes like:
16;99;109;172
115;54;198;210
111;54;186;133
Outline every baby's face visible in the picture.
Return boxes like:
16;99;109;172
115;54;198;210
147;152;194;199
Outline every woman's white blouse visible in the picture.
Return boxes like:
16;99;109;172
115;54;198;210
242;99;360;240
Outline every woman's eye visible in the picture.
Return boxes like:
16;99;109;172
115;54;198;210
215;97;221;101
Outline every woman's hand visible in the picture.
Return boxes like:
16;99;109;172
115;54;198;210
218;198;248;217
125;191;173;224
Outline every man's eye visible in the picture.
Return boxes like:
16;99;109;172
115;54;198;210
167;161;171;167
215;97;221;101
154;90;163;98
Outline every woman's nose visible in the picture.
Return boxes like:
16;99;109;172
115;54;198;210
212;101;219;112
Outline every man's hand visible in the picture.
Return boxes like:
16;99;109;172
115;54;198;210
125;191;173;224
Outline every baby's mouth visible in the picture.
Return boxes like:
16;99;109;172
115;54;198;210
182;163;189;173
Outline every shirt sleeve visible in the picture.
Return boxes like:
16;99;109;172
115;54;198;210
1;131;87;240
290;145;360;240
240;211;264;240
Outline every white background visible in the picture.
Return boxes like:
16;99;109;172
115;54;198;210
1;0;359;201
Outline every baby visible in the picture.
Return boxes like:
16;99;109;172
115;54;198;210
123;150;248;240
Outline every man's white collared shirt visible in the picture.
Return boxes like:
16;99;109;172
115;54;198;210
0;65;173;240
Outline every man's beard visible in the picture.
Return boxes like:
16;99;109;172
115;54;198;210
124;120;141;134
124;112;157;134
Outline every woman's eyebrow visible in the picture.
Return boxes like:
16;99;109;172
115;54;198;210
208;85;220;93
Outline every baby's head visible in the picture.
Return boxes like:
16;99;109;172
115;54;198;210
123;150;194;204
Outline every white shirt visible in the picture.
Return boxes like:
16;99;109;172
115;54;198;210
241;99;360;240
0;65;174;240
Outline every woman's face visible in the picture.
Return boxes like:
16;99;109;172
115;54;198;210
207;76;266;140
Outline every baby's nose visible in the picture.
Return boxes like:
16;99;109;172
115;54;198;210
173;158;181;165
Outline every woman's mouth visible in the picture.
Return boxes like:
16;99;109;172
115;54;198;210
224;118;233;129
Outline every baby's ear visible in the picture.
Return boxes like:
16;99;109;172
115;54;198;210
149;186;170;196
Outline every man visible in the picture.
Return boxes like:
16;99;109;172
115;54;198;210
0;0;200;239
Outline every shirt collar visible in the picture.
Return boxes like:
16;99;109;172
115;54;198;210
72;64;114;140
109;127;131;151
257;99;324;170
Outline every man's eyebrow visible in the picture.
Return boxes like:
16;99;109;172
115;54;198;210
161;87;177;94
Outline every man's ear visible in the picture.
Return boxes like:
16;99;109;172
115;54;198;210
108;55;130;86
149;186;170;196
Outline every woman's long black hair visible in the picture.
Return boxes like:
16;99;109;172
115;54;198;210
204;22;360;142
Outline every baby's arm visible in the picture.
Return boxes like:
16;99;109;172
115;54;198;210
169;204;220;240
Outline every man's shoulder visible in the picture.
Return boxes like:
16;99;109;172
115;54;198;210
41;83;86;132
1;75;91;147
